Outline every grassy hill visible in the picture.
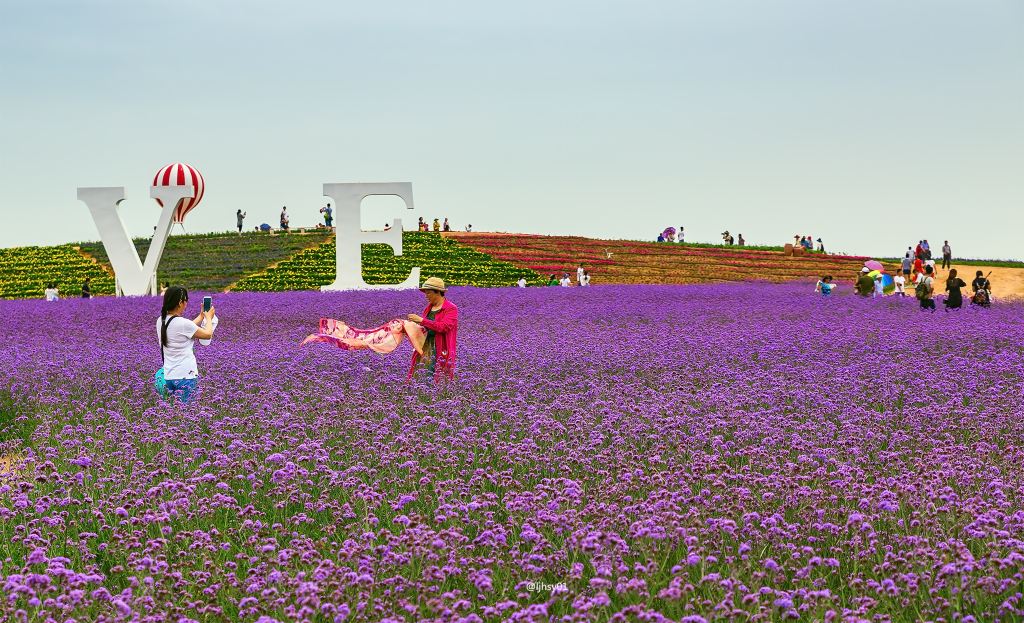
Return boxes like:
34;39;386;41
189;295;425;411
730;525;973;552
232;232;540;290
78;230;332;293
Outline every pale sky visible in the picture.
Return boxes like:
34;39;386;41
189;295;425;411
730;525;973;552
1;0;1021;259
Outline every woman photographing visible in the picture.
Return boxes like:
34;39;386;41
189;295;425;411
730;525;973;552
157;286;215;402
407;277;458;380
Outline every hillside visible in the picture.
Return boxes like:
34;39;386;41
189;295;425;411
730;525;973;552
444;232;893;283
2;229;1022;299
78;230;332;293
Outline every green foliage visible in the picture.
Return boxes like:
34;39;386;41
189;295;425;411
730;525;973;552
0;245;113;299
234;232;543;290
77;230;333;292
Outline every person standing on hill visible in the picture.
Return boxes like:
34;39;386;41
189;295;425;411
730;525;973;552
894;272;906;297
432;218;441;232
941;241;952;270
971;271;991;307
678;226;685;243
280;206;290;232
443;218;451;232
407;277;458;381
320;204;333;228
916;266;936;311
738;234;745;246
855;268;874;297
576;264;585;284
901;251;913;278
236;209;247;234
944;269;966;311
913;256;924;280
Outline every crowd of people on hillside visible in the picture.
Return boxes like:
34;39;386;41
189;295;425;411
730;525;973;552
656;226;685;243
43;278;93;301
795;234;825;253
232;205;471;235
512;264;592;288
816;238;993;311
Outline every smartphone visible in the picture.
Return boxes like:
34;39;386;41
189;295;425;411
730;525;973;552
203;296;212;312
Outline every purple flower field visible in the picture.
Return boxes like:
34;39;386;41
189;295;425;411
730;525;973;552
1;284;1023;622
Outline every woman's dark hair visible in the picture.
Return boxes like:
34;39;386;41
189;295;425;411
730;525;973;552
925;265;933;275
977;270;984;277
160;286;188;347
946;269;958;286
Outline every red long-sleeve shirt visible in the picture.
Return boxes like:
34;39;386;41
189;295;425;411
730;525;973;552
408;299;459;380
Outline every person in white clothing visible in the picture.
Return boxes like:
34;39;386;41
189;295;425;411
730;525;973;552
559;273;571;287
157;286;215;403
581;271;591;286
894;273;906;297
44;283;59;301
576;264;585;284
516;277;527;288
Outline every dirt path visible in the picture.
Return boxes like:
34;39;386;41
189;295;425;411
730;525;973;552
941;263;1024;300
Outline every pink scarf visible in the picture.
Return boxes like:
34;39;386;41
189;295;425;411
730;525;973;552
301;318;426;355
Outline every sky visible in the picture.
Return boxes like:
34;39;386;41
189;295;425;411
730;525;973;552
1;0;1021;259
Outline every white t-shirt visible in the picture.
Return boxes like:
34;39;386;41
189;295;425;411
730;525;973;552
560;277;570;287
44;288;59;301
157;315;200;380
894;275;905;292
517;278;527;288
576;267;584;281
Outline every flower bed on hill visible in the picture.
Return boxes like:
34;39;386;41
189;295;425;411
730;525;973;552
446;233;895;284
233;232;542;291
0;245;114;299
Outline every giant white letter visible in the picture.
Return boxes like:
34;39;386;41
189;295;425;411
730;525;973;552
321;182;420;291
77;185;194;296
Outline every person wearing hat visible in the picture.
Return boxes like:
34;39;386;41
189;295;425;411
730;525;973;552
855;267;874;297
407;277;459;380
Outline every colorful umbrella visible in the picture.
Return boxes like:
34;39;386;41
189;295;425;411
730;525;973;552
864;260;884;272
881;274;895;294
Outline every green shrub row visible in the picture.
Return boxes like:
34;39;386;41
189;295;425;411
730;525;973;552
233;232;543;291
0;246;114;299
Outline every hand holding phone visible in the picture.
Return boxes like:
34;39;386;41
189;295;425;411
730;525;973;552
203;296;212;312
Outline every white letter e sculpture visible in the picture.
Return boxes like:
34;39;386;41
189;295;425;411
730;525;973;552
320;182;420;291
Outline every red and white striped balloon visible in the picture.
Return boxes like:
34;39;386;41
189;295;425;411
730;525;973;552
152;162;205;224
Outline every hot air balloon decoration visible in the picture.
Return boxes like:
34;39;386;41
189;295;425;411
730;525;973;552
152;162;204;224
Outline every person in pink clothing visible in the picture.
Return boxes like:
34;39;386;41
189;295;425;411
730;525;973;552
407;277;459;380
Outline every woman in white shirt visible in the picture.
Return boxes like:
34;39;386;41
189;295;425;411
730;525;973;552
44;283;59;302
158;286;215;403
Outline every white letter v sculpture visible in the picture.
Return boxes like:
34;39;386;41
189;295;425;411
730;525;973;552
77;185;194;296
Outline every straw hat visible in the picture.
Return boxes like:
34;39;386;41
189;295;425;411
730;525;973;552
420;277;446;293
